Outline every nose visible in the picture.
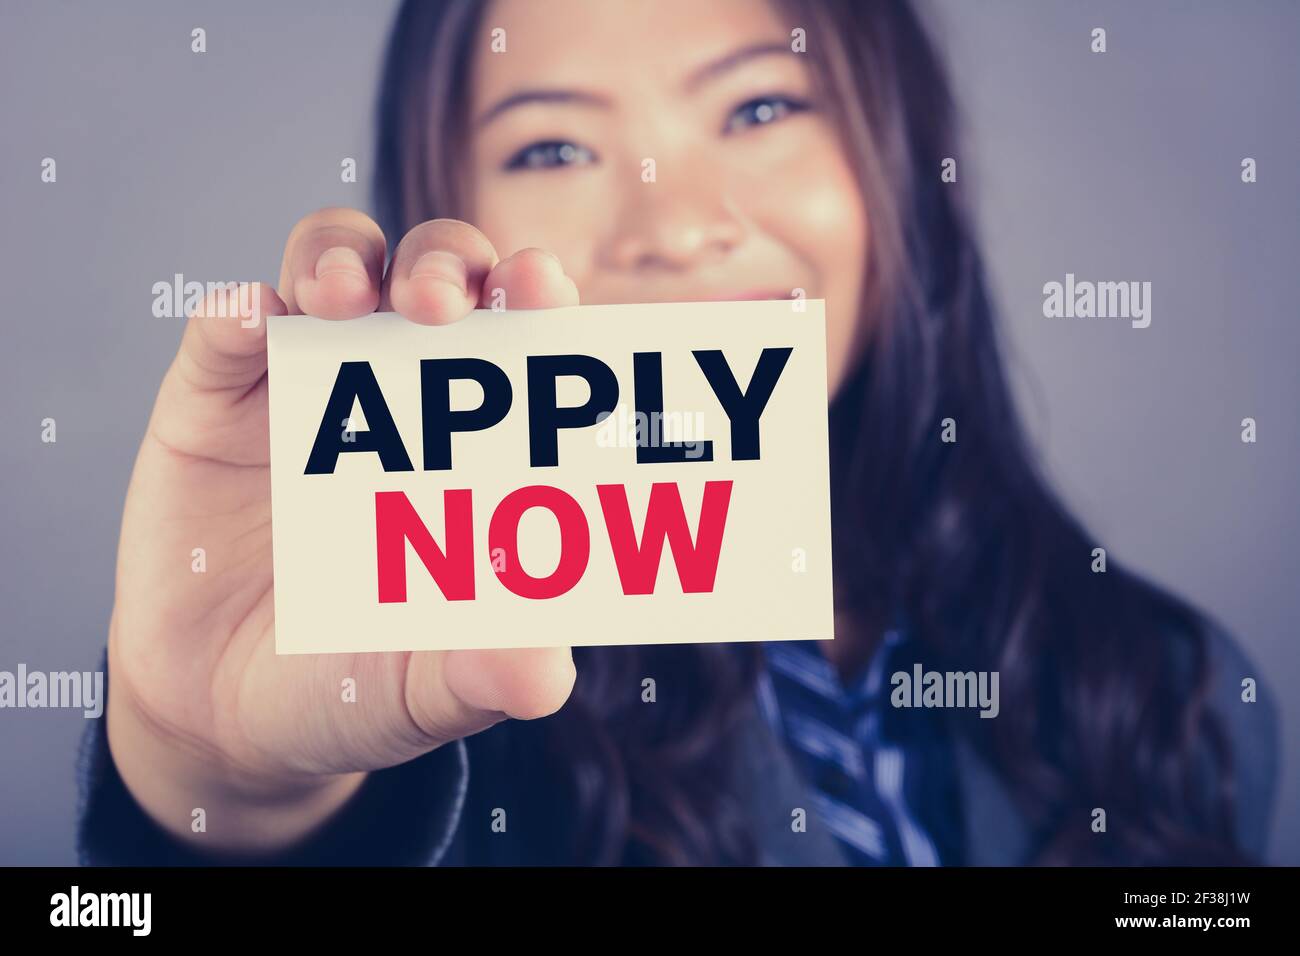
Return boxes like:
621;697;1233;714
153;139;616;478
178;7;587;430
600;163;747;273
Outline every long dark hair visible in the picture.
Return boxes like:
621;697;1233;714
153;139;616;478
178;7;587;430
374;0;1245;865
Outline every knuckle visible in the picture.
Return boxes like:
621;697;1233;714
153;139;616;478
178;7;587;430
186;280;259;321
514;246;561;266
286;208;385;255
400;218;497;264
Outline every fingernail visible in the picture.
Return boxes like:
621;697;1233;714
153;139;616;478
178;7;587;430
315;246;369;281
410;251;468;293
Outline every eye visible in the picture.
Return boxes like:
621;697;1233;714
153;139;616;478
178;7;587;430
503;140;597;171
723;94;810;134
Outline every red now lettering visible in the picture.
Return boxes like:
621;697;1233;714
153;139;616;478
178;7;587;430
375;481;732;603
488;485;591;599
375;489;475;603
597;481;732;594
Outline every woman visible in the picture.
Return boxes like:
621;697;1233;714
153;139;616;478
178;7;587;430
77;0;1277;866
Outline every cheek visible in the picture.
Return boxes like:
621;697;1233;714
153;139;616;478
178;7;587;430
736;146;869;398
798;171;868;399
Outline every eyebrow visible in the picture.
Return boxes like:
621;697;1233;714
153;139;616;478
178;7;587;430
474;40;795;129
682;40;795;92
474;89;612;129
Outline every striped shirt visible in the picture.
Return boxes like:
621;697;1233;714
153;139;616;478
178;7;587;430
757;627;965;865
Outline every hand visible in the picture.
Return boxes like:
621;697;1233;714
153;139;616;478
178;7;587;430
107;208;580;853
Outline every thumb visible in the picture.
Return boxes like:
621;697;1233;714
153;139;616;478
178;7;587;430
403;646;578;745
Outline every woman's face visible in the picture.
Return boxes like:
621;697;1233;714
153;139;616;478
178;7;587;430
467;0;870;397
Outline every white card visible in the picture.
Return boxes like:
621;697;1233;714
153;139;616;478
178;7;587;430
266;300;833;654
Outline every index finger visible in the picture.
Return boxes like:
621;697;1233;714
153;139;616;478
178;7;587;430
277;207;388;319
381;218;501;325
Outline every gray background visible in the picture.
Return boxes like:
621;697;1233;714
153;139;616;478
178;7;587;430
0;0;1295;864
